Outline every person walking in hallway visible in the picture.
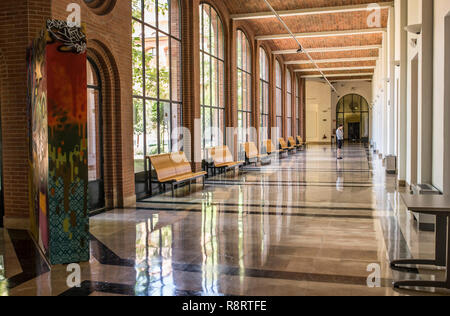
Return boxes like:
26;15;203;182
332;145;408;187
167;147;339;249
336;125;344;160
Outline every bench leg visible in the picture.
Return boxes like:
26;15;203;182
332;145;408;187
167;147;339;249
171;183;175;197
203;177;205;189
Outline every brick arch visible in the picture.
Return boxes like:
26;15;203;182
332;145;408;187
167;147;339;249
86;39;126;208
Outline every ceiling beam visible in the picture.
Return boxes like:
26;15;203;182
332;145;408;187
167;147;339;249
272;45;382;55
294;66;376;72
301;73;373;78
256;28;386;41
330;79;373;82
285;57;378;65
231;2;393;20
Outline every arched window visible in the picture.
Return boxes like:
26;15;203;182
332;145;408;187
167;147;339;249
336;94;370;141
286;70;292;137
275;60;282;131
296;77;301;136
87;58;105;211
200;3;225;154
237;30;252;145
260;47;270;141
132;0;183;174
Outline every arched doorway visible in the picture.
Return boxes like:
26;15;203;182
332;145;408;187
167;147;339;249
87;58;105;212
336;94;370;142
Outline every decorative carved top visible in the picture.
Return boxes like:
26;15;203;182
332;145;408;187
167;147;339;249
46;20;87;54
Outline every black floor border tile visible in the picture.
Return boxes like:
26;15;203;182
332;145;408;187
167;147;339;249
3;229;50;290
133;206;377;220
138;200;376;211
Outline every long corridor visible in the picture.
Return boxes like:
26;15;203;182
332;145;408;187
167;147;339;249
0;144;448;296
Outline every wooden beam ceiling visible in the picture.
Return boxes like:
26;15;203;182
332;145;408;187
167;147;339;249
231;2;393;20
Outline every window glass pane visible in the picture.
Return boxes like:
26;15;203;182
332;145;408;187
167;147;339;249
132;0;142;20
218;21;224;60
146;100;159;155
203;54;211;106
145;26;157;98
211;58;218;107
159;31;170;100
158;0;169;34
276;61;282;88
159;102;171;153
172;103;182;151
210;8;218;58
87;88;100;181
287;93;292;118
218;61;225;108
144;0;156;26
170;0;181;39
237;70;242;111
134;98;145;172
361;97;369;112
344;95;352;113
132;20;143;96
202;6;211;55
171;39;182;102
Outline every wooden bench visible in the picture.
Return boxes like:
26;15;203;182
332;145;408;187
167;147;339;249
207;145;244;176
146;152;207;197
263;140;283;156
297;136;306;149
288;136;302;149
243;142;271;166
279;138;296;153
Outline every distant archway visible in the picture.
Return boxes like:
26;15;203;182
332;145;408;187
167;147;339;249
336;94;370;142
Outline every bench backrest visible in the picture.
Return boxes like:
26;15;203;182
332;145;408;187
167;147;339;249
279;138;289;149
244;142;259;159
297;136;303;144
149;152;192;181
264;140;276;153
208;146;234;165
288;137;296;147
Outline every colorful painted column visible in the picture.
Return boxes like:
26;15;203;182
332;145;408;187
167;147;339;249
27;20;89;265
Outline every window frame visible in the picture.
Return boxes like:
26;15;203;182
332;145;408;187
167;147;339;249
259;47;270;142
237;29;252;145
200;3;226;153
132;0;183;175
275;60;283;132
286;70;292;137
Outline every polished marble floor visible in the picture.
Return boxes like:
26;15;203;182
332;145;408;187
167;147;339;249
1;144;449;296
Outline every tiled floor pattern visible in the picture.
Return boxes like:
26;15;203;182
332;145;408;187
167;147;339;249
1;144;449;296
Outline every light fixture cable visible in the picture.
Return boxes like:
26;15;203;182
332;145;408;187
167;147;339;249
262;0;337;93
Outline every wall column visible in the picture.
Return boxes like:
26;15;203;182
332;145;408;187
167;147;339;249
397;0;408;185
417;1;434;184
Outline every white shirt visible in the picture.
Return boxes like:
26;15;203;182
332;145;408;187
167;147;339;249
336;128;344;140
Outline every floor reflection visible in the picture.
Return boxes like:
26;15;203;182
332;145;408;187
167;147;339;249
2;144;450;296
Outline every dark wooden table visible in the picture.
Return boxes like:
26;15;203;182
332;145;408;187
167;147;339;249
391;194;450;290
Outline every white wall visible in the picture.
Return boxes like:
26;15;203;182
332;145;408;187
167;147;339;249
433;0;450;192
305;80;332;143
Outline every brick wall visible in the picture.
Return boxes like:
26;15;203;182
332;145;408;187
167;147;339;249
0;0;51;225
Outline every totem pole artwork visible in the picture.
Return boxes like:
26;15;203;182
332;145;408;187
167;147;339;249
27;20;89;265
